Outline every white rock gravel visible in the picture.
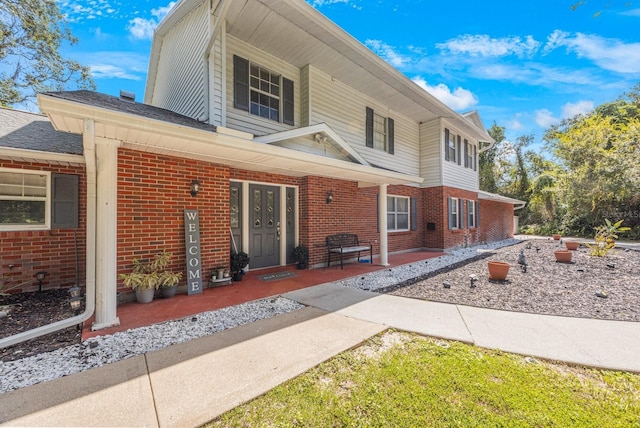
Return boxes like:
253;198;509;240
0;239;520;394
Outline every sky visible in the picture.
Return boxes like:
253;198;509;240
56;0;640;148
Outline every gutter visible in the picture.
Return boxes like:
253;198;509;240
0;120;97;349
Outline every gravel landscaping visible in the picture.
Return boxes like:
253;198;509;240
1;237;637;394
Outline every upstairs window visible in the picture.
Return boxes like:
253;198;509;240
444;128;458;163
366;107;395;154
233;55;294;125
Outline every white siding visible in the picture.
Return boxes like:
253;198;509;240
225;36;300;136
441;120;480;191
307;66;420;176
151;1;208;120
419;119;442;187
271;136;347;161
209;34;225;127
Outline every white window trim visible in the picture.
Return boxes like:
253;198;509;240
373;112;388;152
450;196;460;230
448;132;457;162
387;194;410;232
0;168;51;231
468;200;476;228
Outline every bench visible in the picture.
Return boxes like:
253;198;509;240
326;233;373;269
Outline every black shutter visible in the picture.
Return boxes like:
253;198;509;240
473;145;477;171
410;197;417;231
444;128;450;161
283;77;294;125
459;199;465;229
475;200;480;228
387;118;394;154
457;135;462;165
376;193;379;232
447;197;453;229
365;107;374;148
464;139;469;168
51;174;79;229
233;55;249;111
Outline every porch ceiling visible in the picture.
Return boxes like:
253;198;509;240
38;94;423;188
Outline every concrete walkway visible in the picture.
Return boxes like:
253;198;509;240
2;282;639;427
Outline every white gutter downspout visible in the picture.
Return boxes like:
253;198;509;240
478;140;495;154
0;120;97;349
202;0;230;123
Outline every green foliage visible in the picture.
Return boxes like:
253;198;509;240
0;0;95;107
586;219;632;257
207;333;640;426
119;252;182;290
479;122;503;193
230;251;250;273
291;245;309;263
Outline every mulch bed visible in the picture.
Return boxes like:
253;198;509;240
388;239;640;322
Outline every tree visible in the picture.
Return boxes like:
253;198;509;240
0;0;95;108
479;122;504;193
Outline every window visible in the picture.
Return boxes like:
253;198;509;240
444;128;457;162
467;200;478;228
366;107;395;154
448;197;466;230
0;169;50;230
233;55;294;125
465;140;473;168
387;195;409;231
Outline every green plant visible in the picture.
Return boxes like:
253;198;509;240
291;245;309;264
119;251;182;290
230;251;250;274
586;219;631;257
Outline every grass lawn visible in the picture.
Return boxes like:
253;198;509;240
207;331;640;427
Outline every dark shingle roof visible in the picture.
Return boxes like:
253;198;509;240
0;108;83;155
44;90;217;132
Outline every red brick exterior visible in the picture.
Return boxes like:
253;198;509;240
0;160;87;294
479;199;515;243
3;150;516;294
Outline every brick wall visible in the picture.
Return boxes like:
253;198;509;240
479;199;514;243
0;160;87;293
117;149;231;292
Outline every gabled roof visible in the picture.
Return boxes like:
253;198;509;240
0;107;82;155
147;0;490;142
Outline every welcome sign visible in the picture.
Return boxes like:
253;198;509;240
184;210;203;295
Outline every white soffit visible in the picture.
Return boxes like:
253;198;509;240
478;190;526;207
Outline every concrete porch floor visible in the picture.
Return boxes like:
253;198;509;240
82;250;446;340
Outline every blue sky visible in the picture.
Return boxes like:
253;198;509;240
58;0;640;146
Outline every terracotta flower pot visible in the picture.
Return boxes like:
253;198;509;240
554;250;572;263
565;241;580;251
552;234;561;240
488;261;510;281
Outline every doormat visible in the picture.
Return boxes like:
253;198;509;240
257;271;298;282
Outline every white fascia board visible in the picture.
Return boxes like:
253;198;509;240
478;190;526;208
254;123;370;166
0;147;85;166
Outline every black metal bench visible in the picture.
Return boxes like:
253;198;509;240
326;233;372;269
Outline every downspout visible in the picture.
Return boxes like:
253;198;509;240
201;0;230;123
0;119;97;349
478;139;495;154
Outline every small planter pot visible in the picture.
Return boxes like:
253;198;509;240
160;285;177;298
554;250;573;263
232;272;243;282
135;287;155;304
552;234;561;240
488;261;510;281
565;241;580;251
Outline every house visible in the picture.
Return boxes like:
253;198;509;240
1;0;523;332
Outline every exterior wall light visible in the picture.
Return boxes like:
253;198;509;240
326;190;334;204
190;179;201;197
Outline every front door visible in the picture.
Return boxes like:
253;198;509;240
249;184;280;268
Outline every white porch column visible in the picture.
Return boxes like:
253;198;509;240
92;137;120;330
379;183;389;266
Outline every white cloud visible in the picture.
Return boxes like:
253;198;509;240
562;100;594;119
620;8;640;17
412;77;478;111
437;34;540;58
307;0;354;6
128;2;176;40
84;51;149;80
365;40;411;68
543;30;640;74
535;109;559;128
89;64;143;80
470;62;598;87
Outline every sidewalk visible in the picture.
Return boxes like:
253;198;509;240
2;281;640;427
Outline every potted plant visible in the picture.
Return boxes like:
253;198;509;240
230;251;250;281
120;251;182;303
291;245;309;269
487;261;509;281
